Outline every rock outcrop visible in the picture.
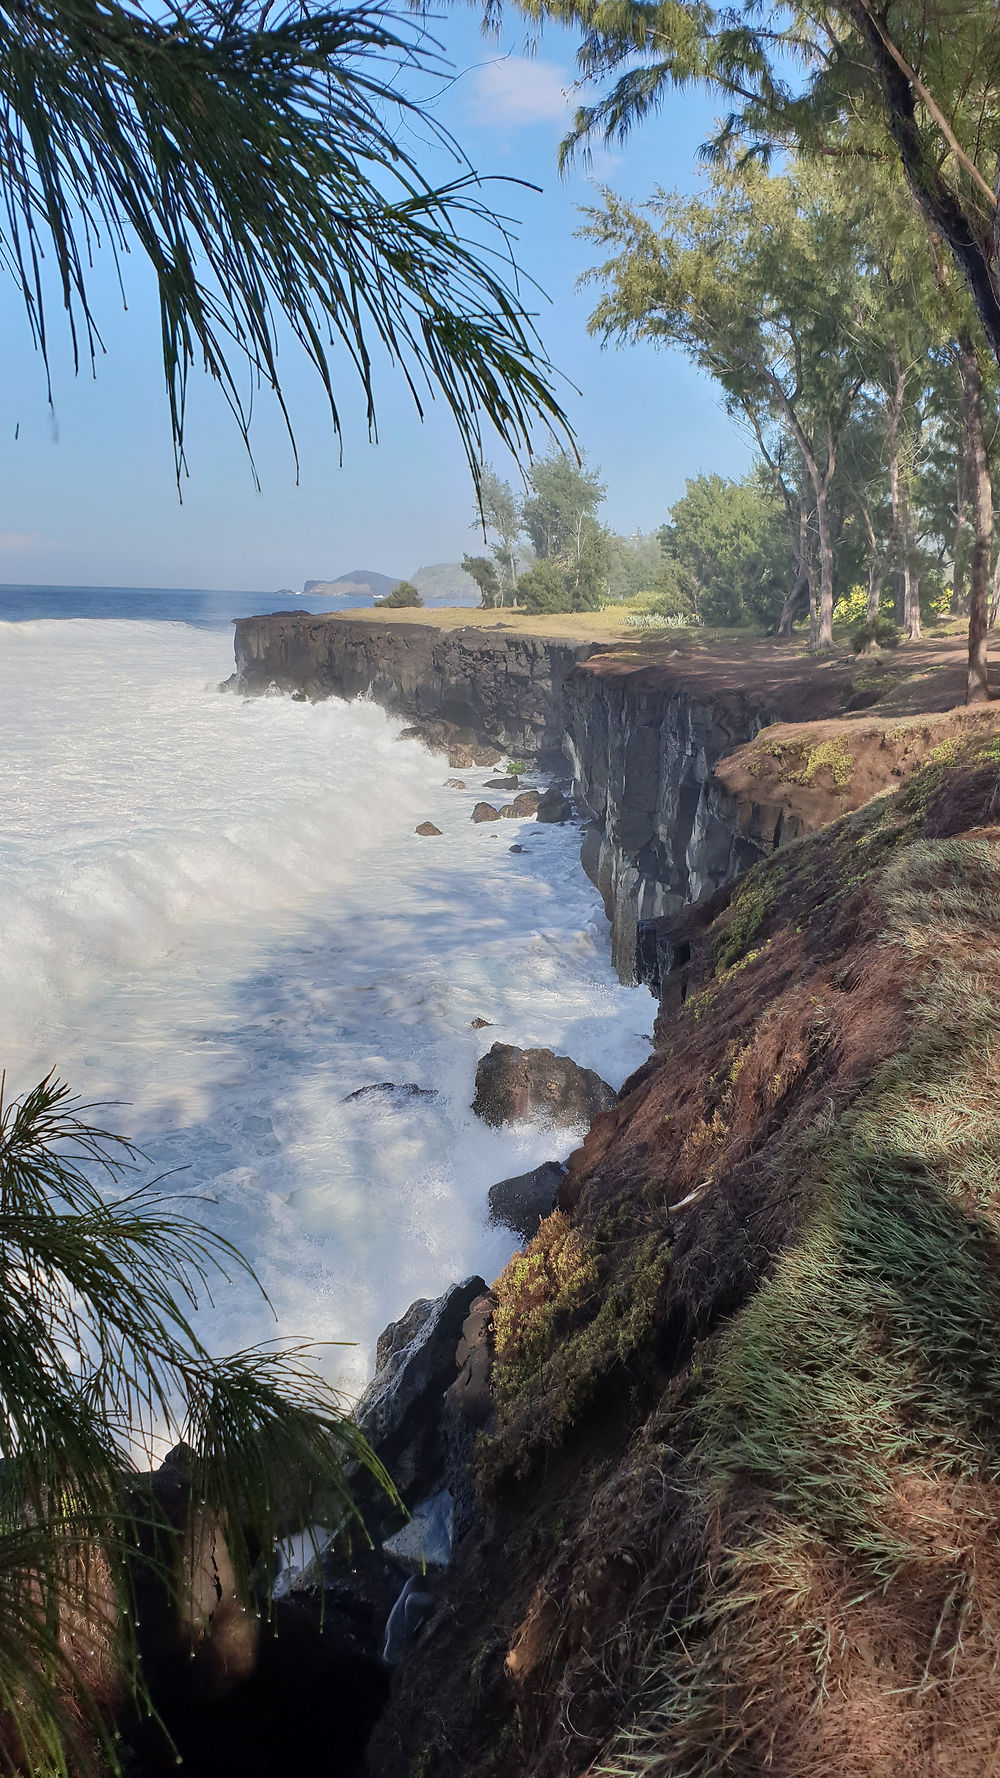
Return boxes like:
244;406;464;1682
228;616;894;982
472;1043;617;1129
232;615;598;770
488;1160;567;1241
354;1275;487;1502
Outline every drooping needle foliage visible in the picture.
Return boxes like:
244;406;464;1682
0;1071;391;1773
0;0;570;478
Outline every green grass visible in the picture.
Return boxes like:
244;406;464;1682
596;830;1000;1776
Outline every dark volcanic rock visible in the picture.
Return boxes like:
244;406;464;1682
488;1161;567;1241
483;776;520;790
470;1017;492;1029
355;1276;487;1501
375;1298;435;1374
536;785;574;824
509;844;525;854
472;802;500;823
448;744;502;769
442;1293;496;1543
415;821;442;836
232;616;598;770
472;1043;617;1129
343;1082;437;1104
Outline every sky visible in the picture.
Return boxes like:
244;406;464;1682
0;10;752;592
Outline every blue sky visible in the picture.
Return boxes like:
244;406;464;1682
0;10;752;591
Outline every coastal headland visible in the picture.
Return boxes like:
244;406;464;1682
229;609;1000;1772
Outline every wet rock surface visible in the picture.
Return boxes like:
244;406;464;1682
535;784;574;824
354;1276;487;1502
471;801;500;823
343;1082;437;1104
472;1043;617;1129
500;790;541;818
488;1160;567;1241
415;821;442;836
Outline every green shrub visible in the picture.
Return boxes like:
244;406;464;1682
850;611;901;653
380;580;422;608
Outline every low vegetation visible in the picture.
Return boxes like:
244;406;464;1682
0;1075;388;1773
385;724;1000;1777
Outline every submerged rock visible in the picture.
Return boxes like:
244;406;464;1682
472;1043;617;1129
470;1017;492;1029
488;1161;567;1241
483;775;520;790
343;1082;437;1104
535;784;574;824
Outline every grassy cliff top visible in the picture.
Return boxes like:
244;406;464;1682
317;604;990;724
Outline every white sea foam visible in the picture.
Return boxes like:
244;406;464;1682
0;618;653;1397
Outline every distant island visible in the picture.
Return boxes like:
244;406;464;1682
299;563;479;608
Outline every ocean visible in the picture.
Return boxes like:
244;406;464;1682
0;586;653;1402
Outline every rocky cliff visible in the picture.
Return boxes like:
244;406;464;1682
231;616;801;977
232;613;597;772
367;712;1000;1778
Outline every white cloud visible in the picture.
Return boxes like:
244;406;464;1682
471;56;571;126
0;532;38;551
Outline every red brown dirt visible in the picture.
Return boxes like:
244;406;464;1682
367;731;1000;1778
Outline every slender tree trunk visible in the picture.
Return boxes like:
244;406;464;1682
953;454;969;613
767;386;843;648
806;553;819;648
859;503;885;624
990;548;1000;628
777;493;811;637
959;330;993;701
868;561;886;623
886;355;907;626
814;477;835;648
778;568;808;636
902;492;921;637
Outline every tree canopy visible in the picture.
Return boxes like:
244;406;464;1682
380;579;423;606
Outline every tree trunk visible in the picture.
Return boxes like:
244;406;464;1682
953;454;969;613
777;494;812;637
902;493;921;638
959;330;992;701
990;548;1000;628
868;560;885;624
859;502;884;624
885;353;907;626
814;479;835;648
849;2;1000;364
778;568;808;636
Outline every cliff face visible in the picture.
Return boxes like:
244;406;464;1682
562;661;771;975
232;614;597;772
232;615;785;978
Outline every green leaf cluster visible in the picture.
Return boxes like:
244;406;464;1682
0;1072;391;1771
